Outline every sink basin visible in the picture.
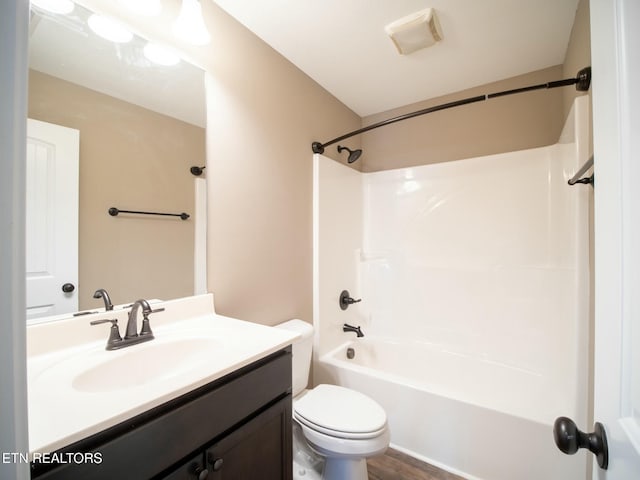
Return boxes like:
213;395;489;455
27;294;302;455
72;338;220;393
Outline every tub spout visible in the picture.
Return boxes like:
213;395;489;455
343;323;364;337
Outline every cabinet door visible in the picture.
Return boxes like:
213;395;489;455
206;397;292;480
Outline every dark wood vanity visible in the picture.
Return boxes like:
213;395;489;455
31;348;293;480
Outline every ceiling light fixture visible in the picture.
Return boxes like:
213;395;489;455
144;43;181;66
385;8;443;55
173;0;211;46
119;0;162;16
30;0;74;15
88;14;134;43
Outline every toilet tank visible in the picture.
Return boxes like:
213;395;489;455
275;319;313;396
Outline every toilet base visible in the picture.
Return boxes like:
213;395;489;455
293;421;324;480
323;457;368;480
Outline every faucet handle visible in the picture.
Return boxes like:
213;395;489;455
139;307;163;337
90;318;123;347
90;318;118;326
140;313;153;336
339;290;362;310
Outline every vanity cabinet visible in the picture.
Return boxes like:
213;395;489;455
31;348;292;480
163;397;291;480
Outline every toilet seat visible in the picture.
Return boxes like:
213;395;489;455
296;418;390;459
293;384;387;440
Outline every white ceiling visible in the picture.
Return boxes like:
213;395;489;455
211;0;581;117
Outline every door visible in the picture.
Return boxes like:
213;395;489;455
26;118;79;321
591;0;640;478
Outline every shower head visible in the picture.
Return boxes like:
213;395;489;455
190;165;206;176
337;145;362;164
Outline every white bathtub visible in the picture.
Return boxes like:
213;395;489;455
315;337;587;480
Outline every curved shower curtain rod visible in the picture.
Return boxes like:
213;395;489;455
311;66;592;155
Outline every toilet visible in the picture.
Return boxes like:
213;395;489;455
277;320;390;480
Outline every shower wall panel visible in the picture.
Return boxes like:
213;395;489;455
360;96;590;424
312;155;364;369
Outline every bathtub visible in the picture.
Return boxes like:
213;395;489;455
315;337;587;480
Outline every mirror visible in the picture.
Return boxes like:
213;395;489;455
27;1;206;320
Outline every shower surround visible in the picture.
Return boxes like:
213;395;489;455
313;97;590;480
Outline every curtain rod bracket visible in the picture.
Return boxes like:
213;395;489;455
312;142;325;154
576;66;592;92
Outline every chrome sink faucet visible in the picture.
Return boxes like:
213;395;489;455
93;288;113;311
125;298;156;339
91;298;164;350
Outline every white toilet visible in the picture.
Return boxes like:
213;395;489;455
277;319;390;480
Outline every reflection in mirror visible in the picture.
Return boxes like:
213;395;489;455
27;1;206;321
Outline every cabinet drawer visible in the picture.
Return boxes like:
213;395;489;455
33;349;291;480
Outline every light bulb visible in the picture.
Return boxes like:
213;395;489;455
31;0;74;15
173;0;210;46
88;14;133;43
119;0;162;17
144;43;180;66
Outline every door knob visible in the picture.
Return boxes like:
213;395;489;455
61;282;75;293
189;462;208;480
193;466;208;480
209;457;223;471
553;416;608;469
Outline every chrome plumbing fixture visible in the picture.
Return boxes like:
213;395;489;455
90;298;165;350
93;288;114;311
343;323;364;338
339;290;361;310
337;145;362;164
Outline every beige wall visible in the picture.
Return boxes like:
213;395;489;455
201;3;361;325
360;66;565;172
28;70;203;310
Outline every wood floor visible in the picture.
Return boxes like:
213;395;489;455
367;448;466;480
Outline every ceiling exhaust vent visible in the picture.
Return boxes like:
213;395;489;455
385;8;443;55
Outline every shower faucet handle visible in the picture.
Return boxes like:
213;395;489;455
339;290;361;310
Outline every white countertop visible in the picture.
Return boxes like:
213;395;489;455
27;294;299;453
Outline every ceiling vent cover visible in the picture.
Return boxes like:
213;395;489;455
385;8;443;55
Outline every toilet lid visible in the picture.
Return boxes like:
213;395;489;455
293;384;387;436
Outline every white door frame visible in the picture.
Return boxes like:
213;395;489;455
0;0;30;479
591;0;640;477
